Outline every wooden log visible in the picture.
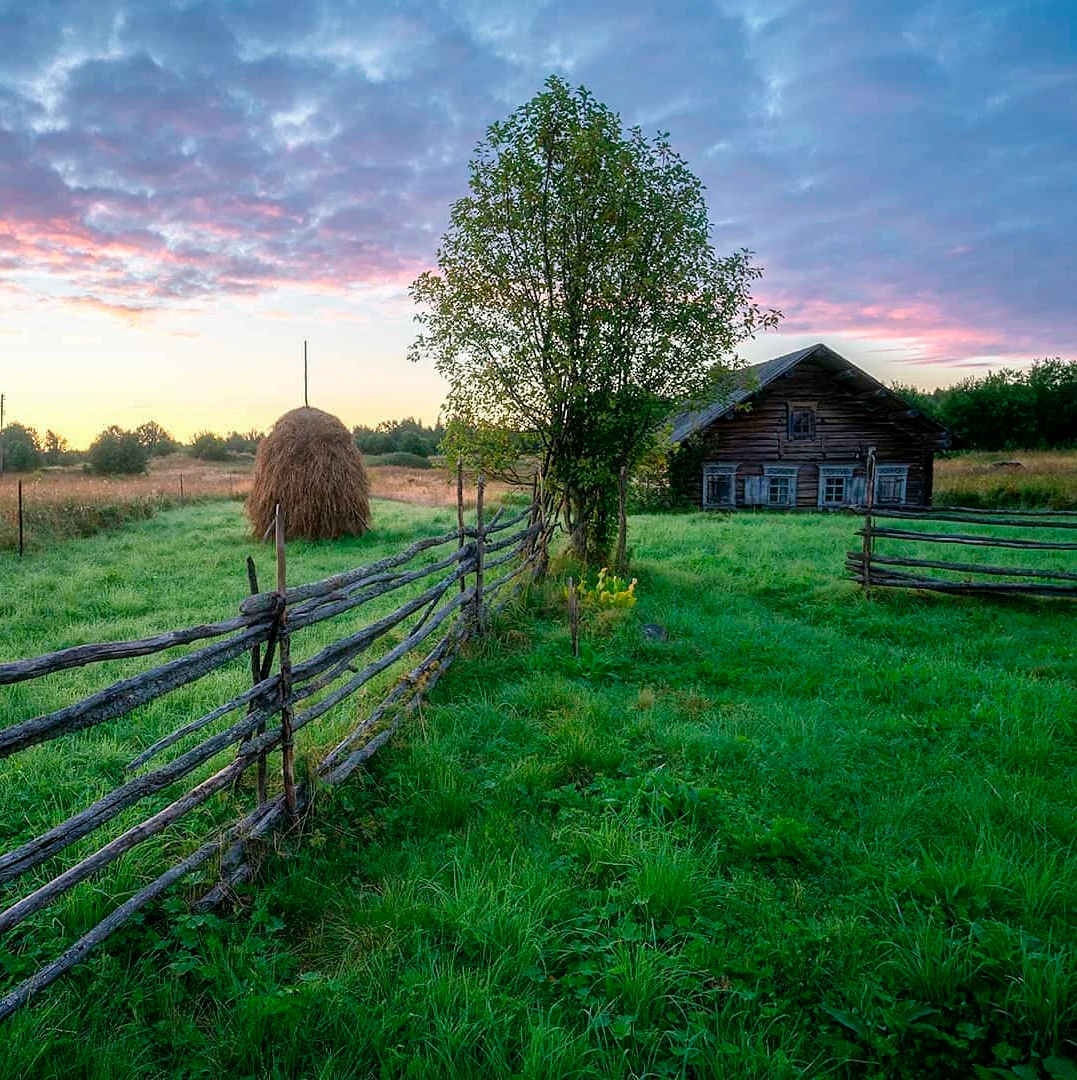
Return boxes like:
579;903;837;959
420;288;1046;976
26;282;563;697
288;543;475;630
871;509;1077;530
0;623;271;759
860;527;1077;550
318;624;461;776
846;551;1077;582
0;698;278;886
933;505;1077;518
843;566;1077;597
568;577;579;658
125;671;279;773
239;526;463;615
615;464;627;573
457;458;467;594
474;474;485;632
0;727;291;937
862;448;876;590
286;582;473;738
0;796;283;1023
275;504;297;822
0;612;269;687
198;620;470;910
3;562;471;884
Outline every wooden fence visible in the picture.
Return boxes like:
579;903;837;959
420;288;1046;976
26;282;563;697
0;477;551;1022
847;454;1077;598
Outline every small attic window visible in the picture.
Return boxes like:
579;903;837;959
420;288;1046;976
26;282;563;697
787;403;816;440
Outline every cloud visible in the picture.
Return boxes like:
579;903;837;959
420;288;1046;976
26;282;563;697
0;0;1071;371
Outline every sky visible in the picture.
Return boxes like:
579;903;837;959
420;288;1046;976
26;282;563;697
1;0;1074;448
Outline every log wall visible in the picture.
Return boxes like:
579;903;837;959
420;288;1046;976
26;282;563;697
676;361;940;510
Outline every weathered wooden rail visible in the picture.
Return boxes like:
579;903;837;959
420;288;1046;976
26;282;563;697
847;454;1077;598
0;477;552;1022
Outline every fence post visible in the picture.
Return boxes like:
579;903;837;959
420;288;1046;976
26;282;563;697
457;458;466;595
275;503;298;821
862;448;876;592
615;465;628;573
473;473;485;632
17;479;24;558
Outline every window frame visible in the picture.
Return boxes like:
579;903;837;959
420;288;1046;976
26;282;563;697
763;464;799;508
817;464;856;509
702;462;738;510
786;401;818;441
874;464;910;506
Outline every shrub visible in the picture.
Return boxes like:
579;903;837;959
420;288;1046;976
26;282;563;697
1;422;44;472
364;452;433;469
189;431;231;461
87;426;149;475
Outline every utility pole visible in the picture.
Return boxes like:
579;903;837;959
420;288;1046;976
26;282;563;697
303;340;308;407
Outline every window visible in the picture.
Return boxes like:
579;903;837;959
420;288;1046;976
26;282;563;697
874;464;909;505
702;463;737;509
787;403;816;441
763;464;798;508
818;464;856;509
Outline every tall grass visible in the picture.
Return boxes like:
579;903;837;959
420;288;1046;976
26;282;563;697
0;458;519;550
934;450;1077;509
2;507;1076;1078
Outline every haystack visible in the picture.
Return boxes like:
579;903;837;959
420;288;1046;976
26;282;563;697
247;407;371;541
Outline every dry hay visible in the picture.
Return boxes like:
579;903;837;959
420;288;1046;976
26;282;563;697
247;407;371;540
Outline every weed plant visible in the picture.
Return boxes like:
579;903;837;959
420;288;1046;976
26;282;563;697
2;508;1076;1078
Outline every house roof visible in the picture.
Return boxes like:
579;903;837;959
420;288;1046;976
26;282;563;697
670;342;952;448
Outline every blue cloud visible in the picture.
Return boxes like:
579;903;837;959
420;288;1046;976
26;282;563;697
0;0;1071;363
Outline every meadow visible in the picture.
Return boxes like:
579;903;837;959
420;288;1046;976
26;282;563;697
0;456;517;550
934;451;1077;510
2;500;1075;1078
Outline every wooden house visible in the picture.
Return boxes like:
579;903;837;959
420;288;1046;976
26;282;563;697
669;343;952;510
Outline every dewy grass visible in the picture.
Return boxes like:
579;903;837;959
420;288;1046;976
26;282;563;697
2;506;1076;1078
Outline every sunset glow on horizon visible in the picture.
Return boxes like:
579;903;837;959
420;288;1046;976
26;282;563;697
2;0;1073;448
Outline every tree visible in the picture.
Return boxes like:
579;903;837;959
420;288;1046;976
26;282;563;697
410;76;779;561
43;430;72;465
189;431;230;460
0;422;44;472
136;421;179;457
87;426;148;475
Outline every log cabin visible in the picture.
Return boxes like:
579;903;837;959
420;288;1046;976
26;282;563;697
669;343;952;510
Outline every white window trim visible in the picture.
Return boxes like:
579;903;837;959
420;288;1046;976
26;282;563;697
702;462;738;510
763;464;799;508
818;464;856;509
874;464;909;505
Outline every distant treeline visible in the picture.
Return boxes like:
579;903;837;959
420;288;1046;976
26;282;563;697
0;416;448;475
0;422;265;475
351;418;444;458
894;358;1077;450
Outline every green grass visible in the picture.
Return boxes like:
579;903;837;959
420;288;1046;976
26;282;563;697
2;508;1076;1078
935;450;1077;509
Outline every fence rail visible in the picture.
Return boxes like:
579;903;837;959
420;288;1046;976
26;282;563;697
0;472;552;1022
847;452;1077;599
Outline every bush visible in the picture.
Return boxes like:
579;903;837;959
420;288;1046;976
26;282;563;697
363;452;433;469
0;422;44;472
136;421;179;458
189;431;231;461
87;427;149;475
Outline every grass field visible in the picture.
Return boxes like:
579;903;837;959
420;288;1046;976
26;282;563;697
0;456;518;550
2;505;1076;1078
935;451;1077;509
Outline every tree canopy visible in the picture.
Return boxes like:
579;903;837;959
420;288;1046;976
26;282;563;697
410;76;779;561
0;422;44;473
893;357;1077;450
